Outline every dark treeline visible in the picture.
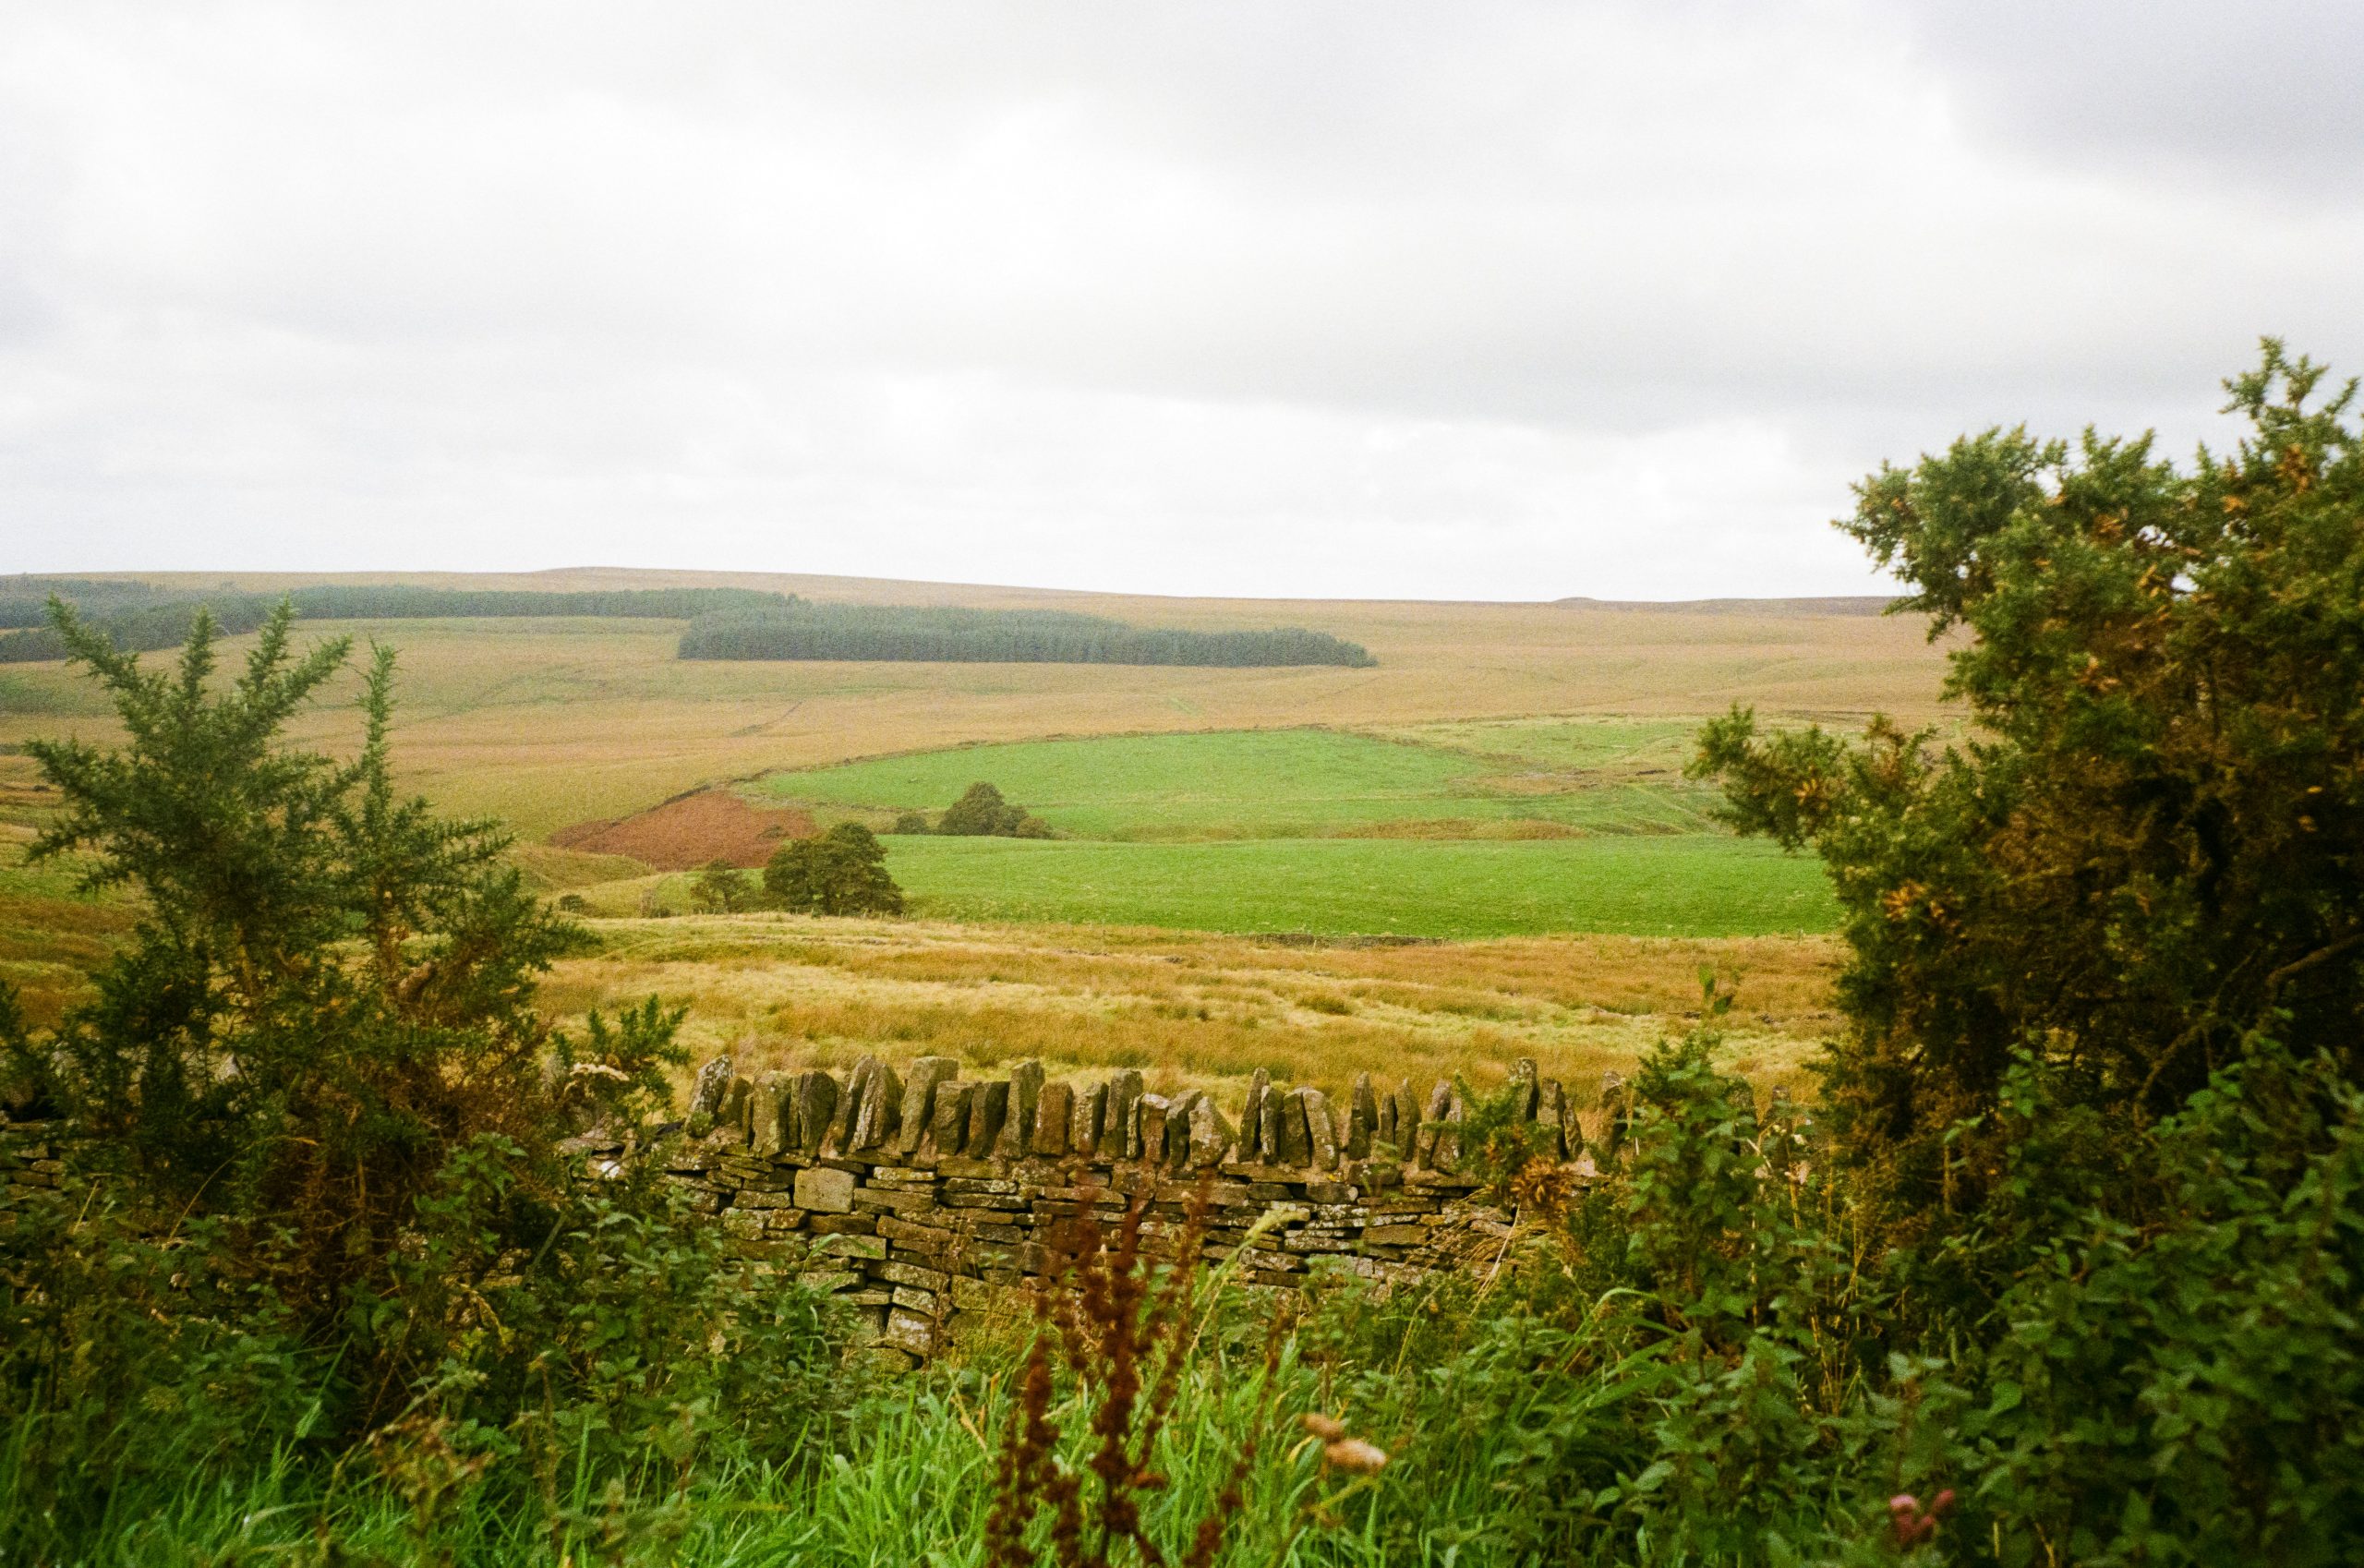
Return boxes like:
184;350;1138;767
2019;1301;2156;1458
0;578;198;627
678;602;1377;668
0;584;792;661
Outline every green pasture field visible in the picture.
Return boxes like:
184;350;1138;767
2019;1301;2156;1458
757;722;1723;840
873;833;1837;939
742;722;1773;935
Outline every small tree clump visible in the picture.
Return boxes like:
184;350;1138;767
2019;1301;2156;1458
936;781;1054;838
764;822;905;916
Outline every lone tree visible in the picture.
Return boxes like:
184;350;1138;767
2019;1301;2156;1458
764;822;905;916
1691;342;2364;1234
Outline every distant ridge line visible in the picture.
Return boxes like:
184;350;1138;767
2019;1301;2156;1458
1552;595;1900;616
13;570;1904;616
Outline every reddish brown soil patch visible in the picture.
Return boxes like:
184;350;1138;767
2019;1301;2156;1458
551;791;816;870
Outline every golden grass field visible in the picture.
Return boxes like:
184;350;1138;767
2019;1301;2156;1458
543;913;1843;1110
0;567;1944;1098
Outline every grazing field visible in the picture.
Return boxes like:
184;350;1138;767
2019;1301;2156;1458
756;720;1721;840
577;833;1834;937
873;835;1831;937
731;719;1816;936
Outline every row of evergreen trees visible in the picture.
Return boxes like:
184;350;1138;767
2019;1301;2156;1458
2;582;1376;670
676;603;1376;669
0;577;201;626
0;584;793;661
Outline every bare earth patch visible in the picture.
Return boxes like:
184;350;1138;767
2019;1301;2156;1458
552;790;816;869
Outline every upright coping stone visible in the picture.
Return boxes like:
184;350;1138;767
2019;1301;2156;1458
1299;1086;1339;1170
1135;1094;1170;1167
851;1059;903;1152
750;1070;794;1157
1105;1069;1144;1160
1241;1068;1272;1160
1186;1093;1235;1167
1509;1057;1539;1121
1272;1089;1312;1165
1070;1080;1107;1156
720;1076;754;1142
1346;1074;1377;1160
826;1055;880;1153
792;1069;838;1157
928;1081;973;1156
1033;1080;1073;1157
688;1055;735;1122
1394;1078;1422;1162
899;1056;959;1157
995;1060;1044;1159
966;1080;1009;1156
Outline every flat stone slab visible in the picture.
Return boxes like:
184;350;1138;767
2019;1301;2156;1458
794;1165;857;1212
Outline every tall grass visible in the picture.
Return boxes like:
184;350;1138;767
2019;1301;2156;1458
0;1282;1682;1567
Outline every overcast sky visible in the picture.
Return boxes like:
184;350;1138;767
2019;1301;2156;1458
4;2;2359;600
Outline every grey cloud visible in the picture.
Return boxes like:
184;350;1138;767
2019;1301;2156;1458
1900;0;2364;192
2;2;2359;597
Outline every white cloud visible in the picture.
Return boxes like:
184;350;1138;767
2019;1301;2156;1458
3;1;2358;598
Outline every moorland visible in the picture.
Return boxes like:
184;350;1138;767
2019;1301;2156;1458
1;572;1941;1102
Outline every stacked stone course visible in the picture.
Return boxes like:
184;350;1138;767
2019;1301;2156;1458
630;1052;1601;1364
0;1118;64;1229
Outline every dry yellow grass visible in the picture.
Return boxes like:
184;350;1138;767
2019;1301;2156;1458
0;570;1953;838
541;911;1844;1108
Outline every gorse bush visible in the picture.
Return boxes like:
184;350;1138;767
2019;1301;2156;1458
1692;341;2364;1253
10;602;670;1312
0;599;856;1562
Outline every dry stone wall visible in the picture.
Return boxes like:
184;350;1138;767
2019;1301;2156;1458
632;1052;1602;1364
0;1117;63;1226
